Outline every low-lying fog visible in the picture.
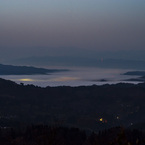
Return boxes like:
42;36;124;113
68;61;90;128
0;67;142;87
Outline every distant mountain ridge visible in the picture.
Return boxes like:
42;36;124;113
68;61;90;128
123;71;145;82
10;56;145;69
124;71;145;76
0;64;68;75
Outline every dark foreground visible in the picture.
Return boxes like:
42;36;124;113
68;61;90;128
0;125;144;145
1;78;145;131
0;78;145;144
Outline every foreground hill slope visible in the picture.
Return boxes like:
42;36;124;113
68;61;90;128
0;78;145;131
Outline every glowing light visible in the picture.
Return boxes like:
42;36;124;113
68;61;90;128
99;118;103;122
19;78;34;82
117;116;119;119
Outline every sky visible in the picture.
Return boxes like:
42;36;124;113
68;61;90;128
0;0;145;63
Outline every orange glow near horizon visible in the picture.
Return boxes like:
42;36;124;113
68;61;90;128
19;78;34;82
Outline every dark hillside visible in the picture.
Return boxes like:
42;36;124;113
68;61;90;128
0;64;68;75
0;78;145;131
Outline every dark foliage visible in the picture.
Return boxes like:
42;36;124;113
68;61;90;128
0;125;145;145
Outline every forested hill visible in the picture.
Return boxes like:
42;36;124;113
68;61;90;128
0;64;68;75
0;78;145;132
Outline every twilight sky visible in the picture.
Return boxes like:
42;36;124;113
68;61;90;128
0;0;145;63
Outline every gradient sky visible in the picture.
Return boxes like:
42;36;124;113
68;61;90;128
0;0;145;62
